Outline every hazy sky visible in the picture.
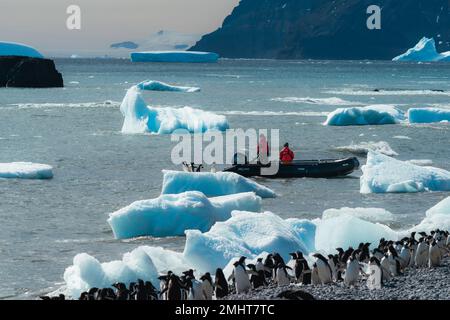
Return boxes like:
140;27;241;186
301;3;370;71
0;0;240;56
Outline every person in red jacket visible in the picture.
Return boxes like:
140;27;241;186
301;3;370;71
280;143;295;164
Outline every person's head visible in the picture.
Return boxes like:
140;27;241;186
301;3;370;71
284;143;289;148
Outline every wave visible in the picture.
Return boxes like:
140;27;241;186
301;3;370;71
325;88;450;96
221;110;329;117
272;97;361;105
8;101;120;109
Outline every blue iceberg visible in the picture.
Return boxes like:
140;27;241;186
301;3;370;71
360;151;450;193
161;170;276;198
137;80;200;93
131;51;219;63
0;162;53;179
120;84;229;134
408;107;450;124
0;41;44;58
393;37;450;62
324;105;405;126
107;191;262;239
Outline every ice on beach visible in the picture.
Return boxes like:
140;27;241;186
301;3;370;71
0;41;44;58
131;51;219;63
334;141;398;157
0;162;53;179
408;108;450;124
137;80;200;93
120;84;228;134
161;170;276;198
393;37;450;62
183;211;315;273
322;207;395;223
324;105;405;126
360;152;450;193
107;191;262;239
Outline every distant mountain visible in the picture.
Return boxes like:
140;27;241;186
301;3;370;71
190;0;450;60
110;41;139;49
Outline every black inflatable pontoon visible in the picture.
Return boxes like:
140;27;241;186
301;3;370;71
223;157;360;178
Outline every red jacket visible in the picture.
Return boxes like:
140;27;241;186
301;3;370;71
280;147;294;163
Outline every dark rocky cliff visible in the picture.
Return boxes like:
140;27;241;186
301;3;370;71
0;56;64;88
190;0;450;60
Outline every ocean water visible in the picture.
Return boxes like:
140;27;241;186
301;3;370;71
0;59;449;299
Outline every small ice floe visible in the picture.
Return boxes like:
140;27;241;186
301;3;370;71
107;191;262;239
161;170;276;198
408;107;450;124
0;162;53;179
324;105;405;126
360;151;450;193
334;141;398;157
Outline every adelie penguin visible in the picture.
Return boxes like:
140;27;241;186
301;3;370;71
312;253;333;284
228;257;251;294
327;254;339;281
429;240;441;268
367;257;383;290
292;251;311;285
275;263;292;286
200;273;214;300
247;264;267;289
214;268;229;298
380;254;392;281
387;246;402;276
183;269;204;300
344;250;361;287
415;237;429;267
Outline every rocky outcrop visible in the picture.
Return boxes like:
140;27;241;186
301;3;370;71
190;0;450;60
0;56;63;88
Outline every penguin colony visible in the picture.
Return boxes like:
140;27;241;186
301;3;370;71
41;229;449;300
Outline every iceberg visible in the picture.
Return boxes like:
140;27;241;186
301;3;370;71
393;37;450;62
120;84;228;134
324;105;405;126
411;197;450;232
0;41;44;58
161;170;276;198
360;152;450;193
0;162;53;179
322;207;395;223
131;51;219;63
408;108;450;124
334;141;398;157
107;191;262;239
137;80;200;93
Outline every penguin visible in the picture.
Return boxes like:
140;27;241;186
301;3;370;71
200;273;214;300
436;231;447;256
367;257;383;290
327;254;339;281
388;246;402;276
294;251;311;285
399;243;411;269
247;264;267;289
415;237;429;267
311;263;321;285
312;253;333;284
271;253;286;280
214;268;229;298
275;263;292;287
145;281;158;300
229;257;251;294
344;250;360;287
255;258;265;273
372;248;384;261
158;273;170;300
335;248;345;262
112;282;129;301
429;240;441;268
263;254;275;279
164;273;185;301
358;243;371;263
184;271;204;300
380;255;392;281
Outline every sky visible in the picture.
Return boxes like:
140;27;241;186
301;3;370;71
0;0;240;56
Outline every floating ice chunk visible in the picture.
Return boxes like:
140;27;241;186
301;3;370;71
183;211;314;273
405;159;433;166
161;170;276;198
393;135;411;140
0;41;44;58
334;141;398;157
324;105;405;126
137;80;200;93
393;37;450;62
108;191;262;239
131;51;219;63
410;197;450;232
408;108;450;124
0;162;53;179
271;97;360;106
120;85;228;134
360;152;450;193
315;214;398;254
322;207;395;223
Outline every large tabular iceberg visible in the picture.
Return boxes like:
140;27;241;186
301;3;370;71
408;108;450;124
393;37;450;62
161;170;276;198
120;83;229;134
360;152;450;193
324;105;405;126
0;41;44;58
131;51;219;63
0;162;53;179
107;191;262;239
